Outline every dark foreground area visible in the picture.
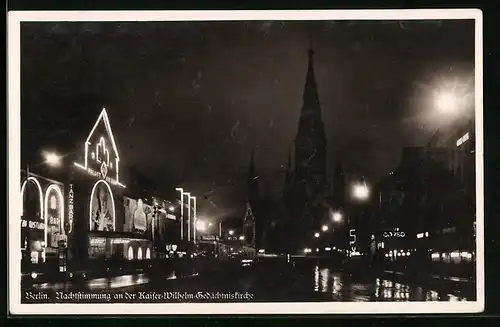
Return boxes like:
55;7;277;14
21;257;476;303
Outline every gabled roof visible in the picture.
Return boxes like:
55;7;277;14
85;108;120;161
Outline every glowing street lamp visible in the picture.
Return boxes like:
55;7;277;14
168;206;175;212
431;76;474;119
196;220;207;232
435;91;459;114
314;232;320;238
43;151;62;167
352;182;370;201
175;188;184;240
332;211;343;223
229;230;235;236
321;225;329;232
239;235;245;241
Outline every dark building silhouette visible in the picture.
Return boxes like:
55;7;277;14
243;148;259;249
282;45;330;253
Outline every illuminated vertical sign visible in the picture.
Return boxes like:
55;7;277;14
68;184;74;234
349;229;357;252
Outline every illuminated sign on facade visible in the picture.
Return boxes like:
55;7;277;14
74;108;125;188
44;184;64;248
21;219;45;230
89;180;116;232
383;231;406;238
68;184;74;234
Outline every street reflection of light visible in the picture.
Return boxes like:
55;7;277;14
332;275;342;295
426;290;439;301
320;268;329;292
383;280;393;288
395;282;402;289
376;278;380;286
383;289;392;299
448;294;467;301
87;277;108;289
313;265;319;292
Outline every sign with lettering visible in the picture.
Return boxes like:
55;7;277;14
45;184;64;248
68;184;74;234
349;229;356;252
383;231;406;238
73;108;125;188
21;219;45;230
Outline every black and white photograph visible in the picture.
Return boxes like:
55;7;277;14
8;10;484;315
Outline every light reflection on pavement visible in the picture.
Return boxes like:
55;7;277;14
311;265;471;302
25;262;474;302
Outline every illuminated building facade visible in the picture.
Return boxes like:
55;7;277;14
69;108;153;263
370;119;476;272
20;172;67;266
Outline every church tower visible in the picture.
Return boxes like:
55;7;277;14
293;44;327;199
247;147;259;212
282;43;328;253
244;148;259;248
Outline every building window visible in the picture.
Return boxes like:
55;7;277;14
137;247;143;260
127;246;134;260
146;248;151;260
456;132;470;147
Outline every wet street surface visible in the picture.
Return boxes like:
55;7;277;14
22;259;475;302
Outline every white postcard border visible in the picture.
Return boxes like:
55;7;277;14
8;9;484;315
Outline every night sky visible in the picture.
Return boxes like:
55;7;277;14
20;20;475;219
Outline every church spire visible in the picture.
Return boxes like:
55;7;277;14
247;147;259;209
285;150;292;182
303;39;320;109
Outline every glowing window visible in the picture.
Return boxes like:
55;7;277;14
137;247;143;260
146;248;151;259
50;195;57;210
127;246;134;260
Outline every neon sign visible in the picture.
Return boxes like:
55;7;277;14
44;184;65;248
68;184;74;234
383;231;406;238
21;177;46;252
21;219;45;230
74;108;125;188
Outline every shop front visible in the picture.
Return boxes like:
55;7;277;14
20;172;67;269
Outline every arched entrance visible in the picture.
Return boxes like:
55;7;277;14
20;177;45;263
127;246;134;260
89;180;116;232
44;184;65;249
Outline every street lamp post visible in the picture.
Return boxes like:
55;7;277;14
175;188;184;241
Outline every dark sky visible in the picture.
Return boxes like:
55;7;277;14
21;20;475;219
